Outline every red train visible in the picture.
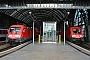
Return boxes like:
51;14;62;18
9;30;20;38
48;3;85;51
5;24;39;45
59;26;84;43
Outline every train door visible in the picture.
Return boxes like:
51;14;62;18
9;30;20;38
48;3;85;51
42;22;56;43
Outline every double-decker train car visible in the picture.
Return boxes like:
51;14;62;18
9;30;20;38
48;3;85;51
0;29;8;41
5;24;39;45
59;26;84;43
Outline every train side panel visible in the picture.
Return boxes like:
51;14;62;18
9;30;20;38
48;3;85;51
66;27;71;38
34;28;39;38
21;27;32;39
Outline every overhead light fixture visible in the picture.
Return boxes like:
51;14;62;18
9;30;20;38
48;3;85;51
29;12;31;14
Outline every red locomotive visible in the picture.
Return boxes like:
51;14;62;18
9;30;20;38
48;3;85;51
59;26;84;43
34;28;39;38
5;24;39;45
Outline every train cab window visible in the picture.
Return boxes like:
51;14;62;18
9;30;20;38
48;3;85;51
10;28;15;32
16;28;20;32
73;28;81;34
10;27;20;33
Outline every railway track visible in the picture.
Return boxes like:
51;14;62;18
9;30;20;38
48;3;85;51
0;41;10;51
0;40;32;57
0;41;6;45
66;41;90;56
81;43;90;50
0;43;10;51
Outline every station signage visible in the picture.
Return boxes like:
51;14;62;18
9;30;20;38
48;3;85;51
26;4;73;8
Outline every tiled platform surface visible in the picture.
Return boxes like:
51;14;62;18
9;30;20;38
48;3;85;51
0;43;90;60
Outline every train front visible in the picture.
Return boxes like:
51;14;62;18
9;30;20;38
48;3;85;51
71;27;84;42
6;26;22;44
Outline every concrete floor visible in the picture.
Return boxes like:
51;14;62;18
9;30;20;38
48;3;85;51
0;43;90;60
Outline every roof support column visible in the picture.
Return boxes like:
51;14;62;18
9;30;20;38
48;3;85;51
63;11;70;45
29;12;35;44
33;21;34;44
64;21;66;45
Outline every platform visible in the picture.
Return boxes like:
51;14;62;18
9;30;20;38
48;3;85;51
0;43;90;60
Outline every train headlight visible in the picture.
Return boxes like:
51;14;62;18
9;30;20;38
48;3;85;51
8;35;12;37
72;35;75;37
80;35;83;37
18;35;21;38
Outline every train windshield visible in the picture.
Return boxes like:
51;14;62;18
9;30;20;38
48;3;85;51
10;27;20;33
73;28;81;34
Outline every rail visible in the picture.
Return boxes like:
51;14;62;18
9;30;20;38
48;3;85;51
66;41;90;56
0;40;32;57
